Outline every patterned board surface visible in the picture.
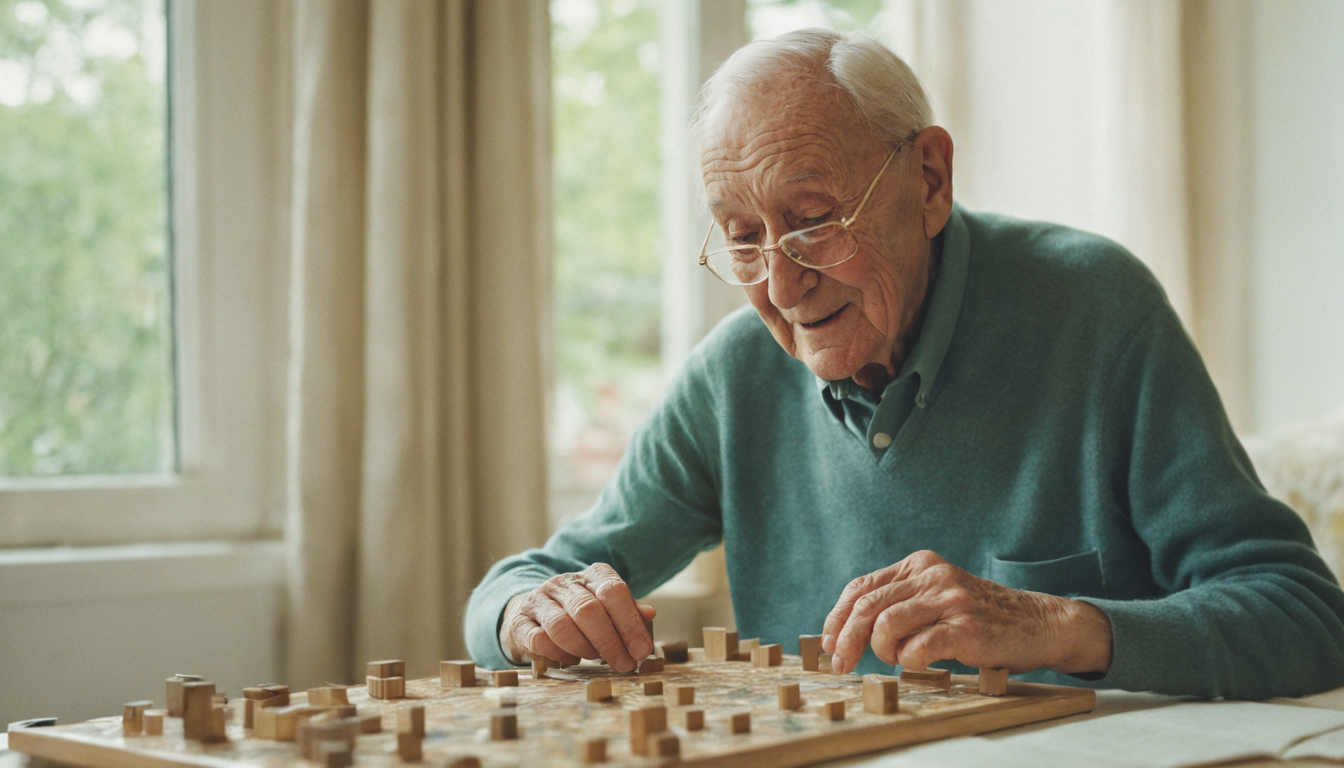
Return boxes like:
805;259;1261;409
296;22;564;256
9;653;1095;768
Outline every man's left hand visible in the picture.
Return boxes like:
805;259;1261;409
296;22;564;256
821;550;1113;675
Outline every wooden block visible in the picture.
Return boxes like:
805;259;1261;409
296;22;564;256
638;656;664;674
729;711;752;734
818;653;836;673
644;618;655;643
978;666;1009;696
357;712;382;733
649;731;680;757
683;707;704;731
799;634;823;671
642;680;664;696
862;674;900;715
819;700;845;721
737;637;760;661
441;660;476;688
209;705;228;742
181;681;216;741
143;709;165;735
751;643;783;667
297;715;350;760
243;699;257;729
586;678;613;703
316;740;353;768
122;700;151;735
668;685;695;706
491;711;518;741
530;654;558;680
778;682;802;710
255;705;316;742
367;675;405;700
396;730;423;761
398;705;425;737
900;667;952;690
261;684;291;705
307;687;348;706
703;627;738;662
628;705;667;756
579;735;607;763
367;659;405;678
164;674;201;717
492;669;519;687
444;759;482;768
656;640;689;664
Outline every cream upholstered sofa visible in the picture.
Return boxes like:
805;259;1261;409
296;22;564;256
1243;408;1344;586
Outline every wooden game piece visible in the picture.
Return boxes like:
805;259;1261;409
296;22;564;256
703;627;739;662
729;712;752;734
644;618;655;642
778;682;802;710
441;660;476;688
357;712;382;733
628;705;667;756
260;684;291;706
683;707;705;731
396;730;423;761
586;679;613;703
578;735;607;763
254;705;321;742
143;709;165;735
818;653;836;673
444;759;481;768
398;705;425;737
819;700;846;721
900;667;952;690
862;674;900;715
307;686;349;706
530;654;557;680
637;656;664;674
367;659;405;678
642;680;664;696
490;711;518;741
656;640;690;663
751;643;783;667
316;739;353;768
209;704;228;742
668;684;695;705
367;675;406;700
297;714;346;760
181;681;217;742
649;731;680;757
735;637;760;661
492;669;519;687
121;701;151;735
978;667;1009;696
164;674;201;717
243;699;257;729
799;634;823;671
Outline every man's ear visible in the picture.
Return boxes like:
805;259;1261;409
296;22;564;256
918;126;954;239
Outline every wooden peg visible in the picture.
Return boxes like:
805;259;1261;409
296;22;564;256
819;700;845;721
367;659;405;678
683;708;704;731
728;712;752;734
165;674;202;717
579;735;607;763
492;669;519;687
778;682;802;710
818;653;837;673
122;700;151;735
642;680;664;696
736;637;760;661
143;709;165;735
396;731;423;761
649;731;680;757
181;682;217;742
491;712;519;741
703;628;739;662
586;679;613;703
638;656;664;674
397;705;425;737
668;685;695;706
530;654;557;680
862;674;900;714
751;643;783;667
367;675;405;700
978;667;1009;696
307;687;348;706
628;705;667;756
900;667;952;690
656;640;689;664
799;634;823;671
441;660;476;688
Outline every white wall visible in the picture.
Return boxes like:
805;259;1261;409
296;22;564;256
1249;0;1344;433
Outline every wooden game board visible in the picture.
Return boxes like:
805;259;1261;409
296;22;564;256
8;654;1095;767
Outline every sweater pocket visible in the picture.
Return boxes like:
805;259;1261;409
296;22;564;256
987;550;1105;598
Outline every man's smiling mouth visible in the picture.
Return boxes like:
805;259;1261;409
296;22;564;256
801;306;846;328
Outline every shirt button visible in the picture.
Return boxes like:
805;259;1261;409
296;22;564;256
872;433;893;449
916;393;928;407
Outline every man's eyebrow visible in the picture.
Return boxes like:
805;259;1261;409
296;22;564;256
781;169;824;185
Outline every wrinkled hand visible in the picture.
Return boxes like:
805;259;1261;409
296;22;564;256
822;550;1112;675
500;563;656;674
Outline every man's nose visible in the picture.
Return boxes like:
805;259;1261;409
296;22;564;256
765;243;817;310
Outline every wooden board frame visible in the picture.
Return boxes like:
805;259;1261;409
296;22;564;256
9;655;1095;767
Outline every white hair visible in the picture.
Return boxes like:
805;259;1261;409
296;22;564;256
690;28;933;154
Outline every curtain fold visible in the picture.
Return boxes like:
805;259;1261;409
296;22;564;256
285;0;551;688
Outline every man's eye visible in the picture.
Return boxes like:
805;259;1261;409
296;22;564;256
800;212;833;227
728;232;758;245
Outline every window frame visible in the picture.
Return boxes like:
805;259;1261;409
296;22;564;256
0;0;290;547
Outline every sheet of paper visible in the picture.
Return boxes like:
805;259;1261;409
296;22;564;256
853;701;1344;768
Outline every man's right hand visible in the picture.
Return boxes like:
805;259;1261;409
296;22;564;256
499;563;657;674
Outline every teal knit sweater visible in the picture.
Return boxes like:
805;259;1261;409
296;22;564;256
466;206;1344;698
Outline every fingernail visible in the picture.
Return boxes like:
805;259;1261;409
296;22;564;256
631;639;651;660
822;634;836;653
613;653;635;674
831;653;845;673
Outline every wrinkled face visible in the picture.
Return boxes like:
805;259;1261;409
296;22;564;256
701;78;934;384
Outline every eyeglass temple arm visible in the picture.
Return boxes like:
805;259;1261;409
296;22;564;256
698;220;716;265
842;139;910;227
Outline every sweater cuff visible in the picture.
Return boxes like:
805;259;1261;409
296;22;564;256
1077;596;1198;695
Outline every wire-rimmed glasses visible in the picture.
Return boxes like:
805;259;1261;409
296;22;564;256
697;137;914;286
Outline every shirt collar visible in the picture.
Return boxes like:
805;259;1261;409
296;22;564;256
815;202;970;409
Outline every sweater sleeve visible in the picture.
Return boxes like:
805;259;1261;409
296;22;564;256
463;348;726;670
1082;304;1344;698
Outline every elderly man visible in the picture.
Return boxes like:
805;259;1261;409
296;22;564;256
466;29;1344;698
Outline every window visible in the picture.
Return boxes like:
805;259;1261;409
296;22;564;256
0;0;288;547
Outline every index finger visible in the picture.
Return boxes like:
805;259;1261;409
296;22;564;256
581;564;653;662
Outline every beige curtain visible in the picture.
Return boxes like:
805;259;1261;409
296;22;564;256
284;0;551;688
